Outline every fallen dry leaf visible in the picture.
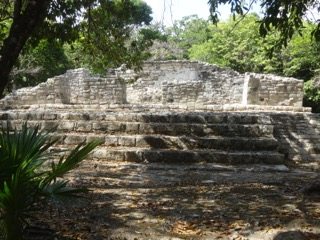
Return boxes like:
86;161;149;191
171;220;202;236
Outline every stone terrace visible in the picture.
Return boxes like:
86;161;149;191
0;60;318;168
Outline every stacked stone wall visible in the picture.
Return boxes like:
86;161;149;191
49;68;125;105
0;68;125;108
243;73;303;107
1;80;56;107
120;61;244;106
0;60;305;109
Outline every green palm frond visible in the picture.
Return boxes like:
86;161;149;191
42;140;102;186
0;123;58;182
0;122;101;240
42;180;89;199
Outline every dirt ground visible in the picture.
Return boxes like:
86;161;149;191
31;162;320;240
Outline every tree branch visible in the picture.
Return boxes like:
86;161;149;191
228;0;256;35
13;0;22;19
0;0;51;96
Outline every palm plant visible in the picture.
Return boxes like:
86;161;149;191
0;123;101;240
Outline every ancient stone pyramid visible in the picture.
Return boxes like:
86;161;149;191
0;60;319;169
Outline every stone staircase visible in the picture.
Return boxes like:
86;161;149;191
0;109;285;165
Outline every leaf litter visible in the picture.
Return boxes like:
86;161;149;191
28;165;320;240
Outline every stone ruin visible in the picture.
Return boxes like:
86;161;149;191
0;60;319;169
0;60;306;111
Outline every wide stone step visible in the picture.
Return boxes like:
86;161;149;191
56;134;279;151
49;146;284;165
3;120;274;137
65;161;290;188
105;149;284;165
75;161;290;174
0;111;272;125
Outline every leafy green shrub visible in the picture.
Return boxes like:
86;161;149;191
0;124;101;240
304;80;320;112
11;40;72;89
188;14;320;80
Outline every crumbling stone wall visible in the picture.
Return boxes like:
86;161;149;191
49;68;125;105
0;68;125;107
117;61;304;108
118;61;244;105
243;73;303;107
0;61;304;109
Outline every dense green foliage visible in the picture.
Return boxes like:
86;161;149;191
2;0;159;88
0;124;101;240
208;0;320;49
17;0;159;85
64;0;159;72
0;0;157;96
304;77;320;112
190;15;268;73
167;15;211;59
188;14;320;80
149;16;210;60
11;40;72;89
154;14;320;80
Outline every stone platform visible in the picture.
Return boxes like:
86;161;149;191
0;105;319;168
0;61;318;168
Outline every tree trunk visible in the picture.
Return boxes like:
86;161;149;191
0;0;51;97
3;213;23;240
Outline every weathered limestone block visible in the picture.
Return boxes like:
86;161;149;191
105;136;118;146
92;122;108;131
76;121;93;132
118;136;136;147
57;122;75;131
64;135;86;145
92;149;108;159
43;113;58;120
125;123;140;133
86;135;105;143
42;121;58;131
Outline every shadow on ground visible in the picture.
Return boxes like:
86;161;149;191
32;162;320;240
